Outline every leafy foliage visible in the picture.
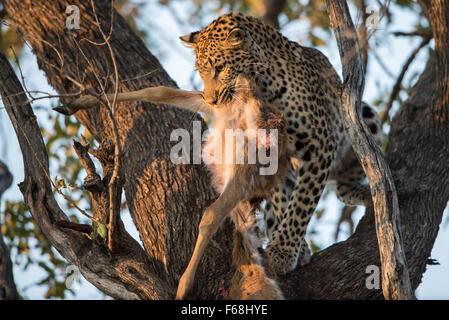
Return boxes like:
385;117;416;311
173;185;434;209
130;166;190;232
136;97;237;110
1;106;95;299
2;200;73;298
0;4;25;59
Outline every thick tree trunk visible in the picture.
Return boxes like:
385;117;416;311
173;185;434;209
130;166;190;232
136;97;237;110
0;161;19;300
420;0;449;122
263;0;286;29
0;48;174;299
1;0;448;300
2;0;234;299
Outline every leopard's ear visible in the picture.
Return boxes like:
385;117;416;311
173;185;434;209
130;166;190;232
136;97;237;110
179;31;200;47
226;27;247;47
234;75;255;99
234;74;251;91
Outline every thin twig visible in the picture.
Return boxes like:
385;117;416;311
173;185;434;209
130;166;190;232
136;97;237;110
371;47;397;80
11;47;35;101
4;43;92;220
17;122;94;220
365;0;392;41
91;0;122;252
0;90;83;110
81;0;115;47
4;31;95;222
381;36;431;124
9;27;88;99
392;29;433;39
55;220;93;234
120;69;160;83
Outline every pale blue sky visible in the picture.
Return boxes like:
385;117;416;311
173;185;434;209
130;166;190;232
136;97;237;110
0;0;447;299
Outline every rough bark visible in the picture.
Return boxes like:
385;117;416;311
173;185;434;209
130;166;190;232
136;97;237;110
2;0;232;299
279;53;448;299
278;1;449;298
1;0;448;300
0;161;19;300
420;0;449;122
325;0;413;300
0;49;175;299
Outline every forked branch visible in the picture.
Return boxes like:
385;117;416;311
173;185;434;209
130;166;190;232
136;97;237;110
0;49;173;300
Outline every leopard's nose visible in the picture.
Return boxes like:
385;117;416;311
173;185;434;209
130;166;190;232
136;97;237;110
204;96;218;105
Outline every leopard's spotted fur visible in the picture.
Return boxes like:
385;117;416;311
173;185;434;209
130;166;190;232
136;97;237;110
181;12;382;274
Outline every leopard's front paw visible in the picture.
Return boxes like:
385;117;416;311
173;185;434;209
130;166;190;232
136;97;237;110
265;243;299;275
297;239;311;266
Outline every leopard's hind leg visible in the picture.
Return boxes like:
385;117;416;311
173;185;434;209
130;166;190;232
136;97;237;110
330;103;383;206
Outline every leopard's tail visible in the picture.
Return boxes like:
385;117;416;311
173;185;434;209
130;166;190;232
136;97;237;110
228;200;284;300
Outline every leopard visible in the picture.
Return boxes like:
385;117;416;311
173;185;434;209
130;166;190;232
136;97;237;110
264;102;382;264
64;11;383;284
178;12;383;275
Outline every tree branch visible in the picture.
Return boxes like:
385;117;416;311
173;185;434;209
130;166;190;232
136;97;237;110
324;0;413;300
2;0;233;300
1;0;446;300
356;0;369;72
279;52;447;300
0;161;19;300
425;0;449;123
381;36;431;124
0;162;12;197
392;29;433;38
263;0;286;29
0;49;173;299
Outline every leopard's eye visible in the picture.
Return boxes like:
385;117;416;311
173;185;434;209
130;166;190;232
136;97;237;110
215;64;225;73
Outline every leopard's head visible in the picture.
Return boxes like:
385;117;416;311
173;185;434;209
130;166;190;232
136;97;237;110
180;13;268;106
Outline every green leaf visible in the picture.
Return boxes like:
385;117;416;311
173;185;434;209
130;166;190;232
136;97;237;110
57;178;67;189
396;0;412;7
90;221;98;240
315;209;325;220
309;240;322;254
97;223;108;239
310;34;326;47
